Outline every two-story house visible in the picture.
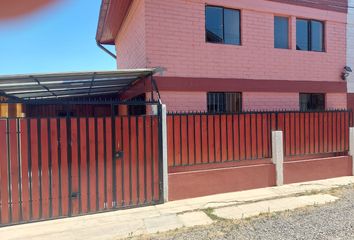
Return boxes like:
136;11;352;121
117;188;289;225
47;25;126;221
96;0;348;113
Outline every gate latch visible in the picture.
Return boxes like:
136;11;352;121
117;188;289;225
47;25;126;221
115;151;124;159
70;192;80;198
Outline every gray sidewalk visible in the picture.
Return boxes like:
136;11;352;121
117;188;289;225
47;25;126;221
0;176;353;240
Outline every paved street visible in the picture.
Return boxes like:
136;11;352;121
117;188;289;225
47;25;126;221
144;185;354;240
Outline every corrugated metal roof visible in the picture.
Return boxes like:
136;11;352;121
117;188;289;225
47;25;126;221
0;68;162;100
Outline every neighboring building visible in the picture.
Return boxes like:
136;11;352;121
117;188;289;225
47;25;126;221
347;0;354;110
96;0;348;112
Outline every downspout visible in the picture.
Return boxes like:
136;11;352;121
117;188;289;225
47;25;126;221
96;41;116;59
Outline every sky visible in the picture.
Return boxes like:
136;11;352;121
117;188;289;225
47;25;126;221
0;0;116;75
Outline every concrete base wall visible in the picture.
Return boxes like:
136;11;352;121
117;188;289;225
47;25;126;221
168;155;352;201
284;156;352;184
168;163;276;201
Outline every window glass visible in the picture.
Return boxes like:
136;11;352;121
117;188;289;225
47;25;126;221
296;19;309;50
206;6;223;43
206;6;240;45
296;19;324;52
311;21;324;52
274;16;289;49
300;93;325;111
224;9;240;45
207;92;242;113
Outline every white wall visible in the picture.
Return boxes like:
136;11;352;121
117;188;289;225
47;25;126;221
347;0;354;92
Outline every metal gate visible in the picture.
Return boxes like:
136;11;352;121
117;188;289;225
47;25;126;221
0;103;164;226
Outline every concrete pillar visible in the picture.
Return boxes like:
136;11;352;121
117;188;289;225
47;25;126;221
161;104;168;202
272;131;284;186
0;103;8;117
349;127;354;176
118;105;128;115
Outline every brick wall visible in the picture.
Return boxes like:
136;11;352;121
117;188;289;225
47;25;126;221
158;91;347;112
160;91;207;112
144;0;346;81
326;93;348;109
243;92;299;111
115;0;147;69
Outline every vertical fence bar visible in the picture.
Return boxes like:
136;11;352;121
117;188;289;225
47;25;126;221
121;116;126;206
16;119;23;222
111;106;116;208
20;119;30;222
143;116;147;202
94;118;99;211
6;119;13;223
47;119;53;217
150;115;154;202
40;119;50;219
0;119;10;224
76;118;82;213
103;118;107;208
56;119;62;216
37;119;43;219
85;118;90;211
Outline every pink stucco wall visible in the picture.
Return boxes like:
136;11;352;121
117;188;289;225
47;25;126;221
326;93;348;110
244;92;348;111
144;0;346;81
243;92;299;111
160;91;207;112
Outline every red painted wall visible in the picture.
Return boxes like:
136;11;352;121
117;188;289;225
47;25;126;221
168;163;276;201
284;156;352;184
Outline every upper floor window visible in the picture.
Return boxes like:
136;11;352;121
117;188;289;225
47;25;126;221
207;92;242;113
296;19;324;52
300;93;325;111
205;6;241;45
274;16;289;49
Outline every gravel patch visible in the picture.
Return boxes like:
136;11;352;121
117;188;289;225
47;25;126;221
134;186;354;240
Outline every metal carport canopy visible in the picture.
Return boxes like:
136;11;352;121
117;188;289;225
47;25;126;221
0;68;162;100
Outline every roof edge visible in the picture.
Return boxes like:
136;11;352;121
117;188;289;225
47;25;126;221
95;0;110;44
96;0;134;45
0;68;165;81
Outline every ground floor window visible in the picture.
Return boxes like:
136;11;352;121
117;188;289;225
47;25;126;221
300;93;325;111
207;92;242;113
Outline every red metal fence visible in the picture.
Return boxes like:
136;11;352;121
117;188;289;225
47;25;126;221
0;109;351;226
167;110;351;167
0;116;161;226
167;113;273;167
277;111;350;157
